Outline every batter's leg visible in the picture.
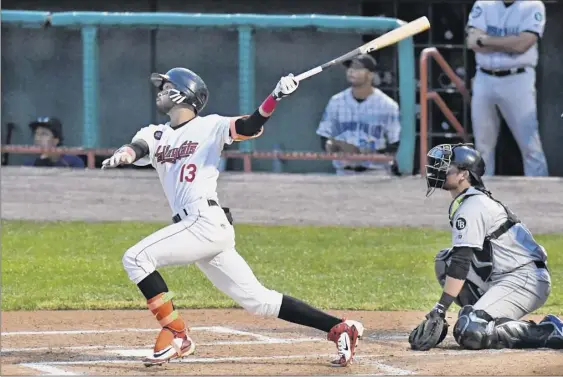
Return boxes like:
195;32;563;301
196;247;364;367
496;70;549;176
471;71;502;176
122;212;235;285
121;213;235;366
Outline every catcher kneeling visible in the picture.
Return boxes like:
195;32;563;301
409;143;562;351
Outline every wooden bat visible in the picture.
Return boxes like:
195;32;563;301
295;16;431;82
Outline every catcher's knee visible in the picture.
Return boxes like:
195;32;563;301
453;305;494;350
122;246;154;284
238;286;283;317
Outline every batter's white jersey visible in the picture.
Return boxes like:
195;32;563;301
122;114;285;319
131;115;233;216
468;0;546;70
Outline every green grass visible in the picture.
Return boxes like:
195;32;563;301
2;220;562;315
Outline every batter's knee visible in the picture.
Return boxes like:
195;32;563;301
122;245;155;284
453;305;495;350
239;286;283;318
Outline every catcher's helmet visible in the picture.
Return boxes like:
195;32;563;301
425;143;486;196
150;67;209;114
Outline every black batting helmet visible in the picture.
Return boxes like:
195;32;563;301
425;143;486;196
150;67;209;114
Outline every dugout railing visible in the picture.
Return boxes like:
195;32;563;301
418;47;471;174
1;10;419;174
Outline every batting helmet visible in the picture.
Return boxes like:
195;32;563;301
425;143;486;196
150;67;209;114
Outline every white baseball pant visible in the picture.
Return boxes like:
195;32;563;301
122;203;283;317
471;68;548;176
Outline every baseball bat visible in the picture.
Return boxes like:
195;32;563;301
295;16;431;82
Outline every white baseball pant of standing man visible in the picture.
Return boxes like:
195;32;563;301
101;67;364;368
466;0;549;176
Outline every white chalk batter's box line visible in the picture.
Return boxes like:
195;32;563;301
4;326;414;376
19;354;415;376
17;347;552;377
6;326;549;377
2;326;272;340
1;326;330;354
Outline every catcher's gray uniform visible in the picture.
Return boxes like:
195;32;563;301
421;143;562;351
434;187;563;350
436;187;551;319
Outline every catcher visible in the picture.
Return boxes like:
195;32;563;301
409;143;562;351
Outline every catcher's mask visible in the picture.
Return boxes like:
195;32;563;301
151;67;209;115
425;143;486;197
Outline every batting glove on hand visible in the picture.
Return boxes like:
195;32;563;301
272;74;299;101
101;147;135;169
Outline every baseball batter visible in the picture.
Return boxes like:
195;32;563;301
408;143;562;351
101;67;364;367
466;0;548;176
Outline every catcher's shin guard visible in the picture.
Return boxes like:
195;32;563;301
453;306;563;349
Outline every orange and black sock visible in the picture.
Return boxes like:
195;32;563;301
137;271;186;350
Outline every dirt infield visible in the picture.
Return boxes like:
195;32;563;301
2;169;563;375
2;309;562;376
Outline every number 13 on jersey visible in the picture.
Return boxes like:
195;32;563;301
180;163;197;182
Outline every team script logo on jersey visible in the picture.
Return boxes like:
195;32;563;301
155;141;199;164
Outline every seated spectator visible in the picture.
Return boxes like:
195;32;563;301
316;54;401;176
24;117;84;168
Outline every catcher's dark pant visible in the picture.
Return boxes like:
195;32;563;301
453;306;563;350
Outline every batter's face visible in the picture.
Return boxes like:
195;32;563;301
155;82;178;115
156;82;174;105
33;126;59;148
346;62;373;87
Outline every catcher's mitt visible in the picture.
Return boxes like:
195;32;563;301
409;308;449;351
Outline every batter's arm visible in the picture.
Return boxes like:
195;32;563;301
229;109;268;141
101;140;149;169
229;74;299;141
124;140;150;161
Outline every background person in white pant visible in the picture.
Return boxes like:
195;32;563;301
466;0;549;177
